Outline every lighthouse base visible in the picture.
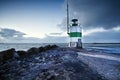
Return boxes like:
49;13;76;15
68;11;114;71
69;39;82;48
77;39;82;49
69;42;77;47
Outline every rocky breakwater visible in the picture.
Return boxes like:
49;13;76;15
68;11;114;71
0;45;107;80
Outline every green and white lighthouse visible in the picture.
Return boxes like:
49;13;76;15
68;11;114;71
68;19;82;48
66;0;82;48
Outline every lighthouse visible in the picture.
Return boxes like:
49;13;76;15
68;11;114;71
66;0;82;48
68;19;82;48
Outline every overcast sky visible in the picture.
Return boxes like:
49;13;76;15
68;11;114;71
0;0;120;43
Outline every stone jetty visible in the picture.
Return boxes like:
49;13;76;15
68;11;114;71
0;45;119;80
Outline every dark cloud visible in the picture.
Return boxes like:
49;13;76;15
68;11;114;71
0;28;44;43
68;0;120;29
0;28;26;38
83;30;120;43
59;0;120;30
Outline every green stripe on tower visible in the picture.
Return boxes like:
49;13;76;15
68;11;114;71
69;32;82;37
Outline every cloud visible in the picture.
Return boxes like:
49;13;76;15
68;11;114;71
49;33;62;36
68;0;120;29
0;27;68;43
0;28;26;38
83;28;120;43
57;0;120;43
0;27;119;43
59;0;120;31
0;27;27;43
83;28;106;36
113;26;120;31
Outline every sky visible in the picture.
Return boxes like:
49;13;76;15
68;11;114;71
0;0;120;43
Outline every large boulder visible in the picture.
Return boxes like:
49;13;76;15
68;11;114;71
17;51;27;57
39;46;46;52
44;45;52;50
51;45;58;48
39;45;58;53
44;45;58;51
27;47;39;54
0;48;15;63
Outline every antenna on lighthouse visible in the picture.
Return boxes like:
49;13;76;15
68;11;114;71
66;0;82;48
66;0;69;34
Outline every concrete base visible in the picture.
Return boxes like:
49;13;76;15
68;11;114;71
69;42;77;47
69;39;82;48
77;39;82;48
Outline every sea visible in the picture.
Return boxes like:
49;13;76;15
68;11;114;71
0;43;120;54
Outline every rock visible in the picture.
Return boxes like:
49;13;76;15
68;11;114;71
14;52;20;58
39;47;46;52
44;45;52;50
46;45;58;49
27;47;39;54
0;48;15;63
36;71;56;80
39;45;58;53
17;51;27;57
44;45;58;51
47;75;56;80
51;45;58;49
